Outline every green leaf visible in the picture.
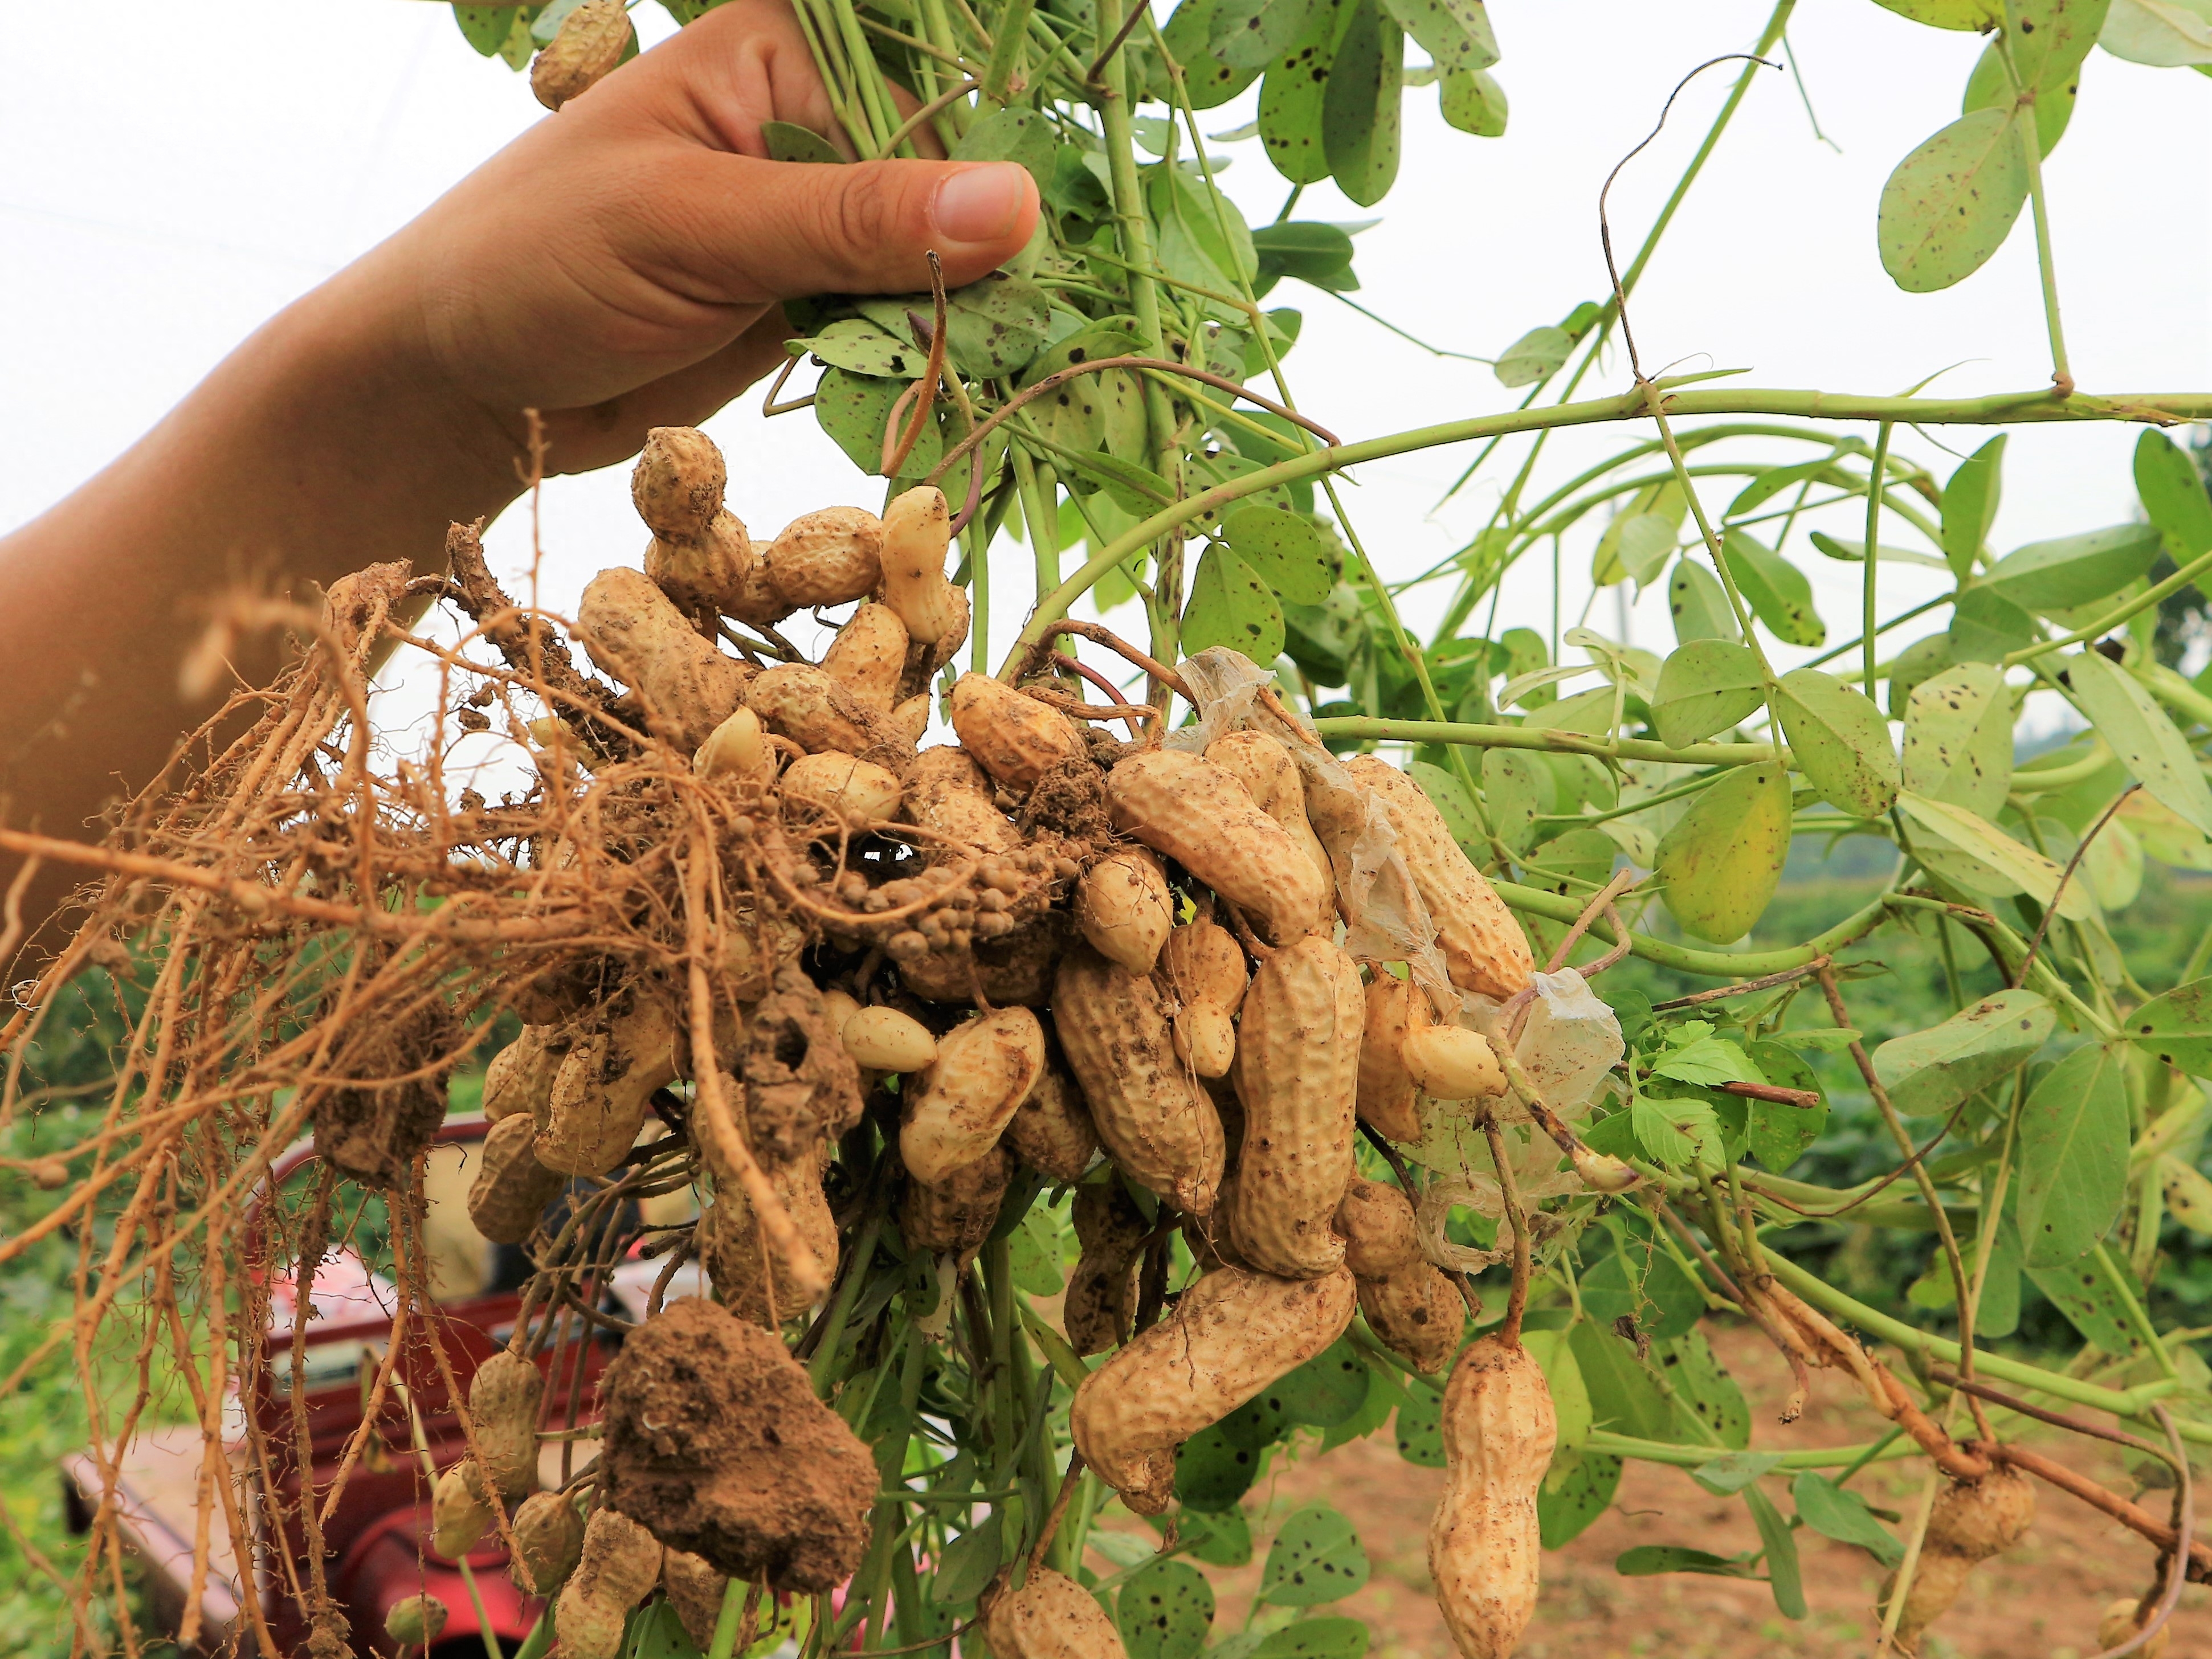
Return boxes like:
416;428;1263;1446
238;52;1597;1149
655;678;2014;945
1659;1331;1750;1451
1162;0;1266;108
1494;326;1573;389
1689;1451;1782;1495
1019;316;1149;458
2017;1042;2131;1267
1984;524;2162;614
1117;1559;1214;1659
1877;108;2030;292
1480;749;1545;854
1272;1338;1370;1427
1871;987;2053;1119
2023;1253;2145;1356
2135;430;2212;575
762;120;846;165
1258;1505;1370;1605
1615;1544;1759;1579
1611;516;1681;587
1409;760;1484;848
1668;558;1741;644
1775;668;1900;816
1888;633;1958;718
1066;450;1177;517
1258;0;1342;184
454;5;522;54
1903;664;2016;819
1217;1386;1292;1450
1184;545;1286;664
1949;585;2039;663
1896;790;2093;918
2124;976;2212;1074
931;1511;1006;1603
2066;650;2212;834
1721;530;1825;647
1652;1034;1762;1088
1655;762;1792;943
630;1599;705;1659
1439;67;1508;136
1393;1386;1444;1466
1225;507;1336;605
1252;221;1357;289
813;367;940;478
1727;458;1842;519
1792;1475;1903;1567
1744;1041;1827;1171
1569;1320;1675;1441
1378;0;1496;72
1964;40;2075;157
1150;166;1259;292
1210;0;1332;72
1008;1205;1066;1294
1166;1504;1254;1567
1322;0;1403;207
1175;1424;1263;1511
2102;0;2212;64
1807;531;1950;570
1744;1483;1806;1620
1538;1449;1622;1548
1869;0;2003;26
1651;640;1764;748
1631;1089;1725;1172
791;318;929;379
1522;1328;1593;1452
951;108;1056;187
943;273;1053;378
1250;1618;1368;1659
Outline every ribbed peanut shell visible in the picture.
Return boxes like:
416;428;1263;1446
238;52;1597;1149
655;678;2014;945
985;1566;1129;1659
879;486;966;653
631;426;724;540
576;567;750;752
820;602;908;714
901;1143;1013;1259
1230;938;1363;1278
1345;756;1533;1001
900;1007;1047;1184
530;0;633;109
1050;945;1224;1215
1927;1468;2035;1559
766;506;883;609
1105;750;1328;946
1429;1335;1557;1659
1336;1175;1423;1278
949;673;1088;790
1160;919;1247;1016
536;997;679;1176
468;1349;545;1501
1882;1548;1977;1652
748;663;886;758
647;513;777;624
483;1025;565;1126
562;1507;663;1645
432;1460;495;1559
1006;1049;1100;1182
663;1550;733;1652
783;751;903;828
1361;1269;1464;1375
509;1491;585;1595
1076;848;1174;974
1357;976;1425;1142
1071;1265;1356;1514
903;745;1023;856
1064;1179;1149;1356
468;1118;565;1249
1205;731;1336;929
700;1161;838;1323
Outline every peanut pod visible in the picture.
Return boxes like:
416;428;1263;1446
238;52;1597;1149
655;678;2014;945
1075;847;1174;975
1064;1179;1150;1356
1007;1041;1101;1182
984;1564;1129;1659
700;1153;839;1323
1205;730;1336;930
901;1142;1014;1261
509;1490;585;1596
535;994;679;1176
1336;1177;1463;1374
1429;1334;1557;1659
482;1024;566;1126
765;505;883;609
468;1348;545;1501
950;672;1089;791
819;602;908;716
900;1006;1047;1184
879;485;968;659
468;1113;568;1245
531;0;634;109
902;745;1024;857
577;567;752;753
1105;749;1328;946
1161;917;1247;1080
1356;975;1425;1143
783;751;904;829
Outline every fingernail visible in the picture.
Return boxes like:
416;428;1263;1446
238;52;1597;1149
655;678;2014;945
933;164;1027;244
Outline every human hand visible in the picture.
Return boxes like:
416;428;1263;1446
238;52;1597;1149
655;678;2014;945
341;0;1040;480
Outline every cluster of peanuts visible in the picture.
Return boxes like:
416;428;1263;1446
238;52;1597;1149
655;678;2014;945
453;424;1588;1659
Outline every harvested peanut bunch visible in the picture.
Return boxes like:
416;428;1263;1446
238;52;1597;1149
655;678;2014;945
1880;1467;2035;1653
1429;1333;1557;1659
1336;1178;1463;1373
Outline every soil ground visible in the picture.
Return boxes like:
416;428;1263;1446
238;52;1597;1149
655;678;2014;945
1093;1322;2207;1659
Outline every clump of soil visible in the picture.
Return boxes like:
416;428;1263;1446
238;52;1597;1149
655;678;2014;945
742;968;865;1165
311;988;462;1186
600;1298;875;1591
1018;754;1113;845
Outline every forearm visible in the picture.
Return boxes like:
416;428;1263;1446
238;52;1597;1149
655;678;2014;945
0;264;521;959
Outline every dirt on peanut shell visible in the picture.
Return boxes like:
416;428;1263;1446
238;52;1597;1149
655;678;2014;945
1084;1321;2209;1658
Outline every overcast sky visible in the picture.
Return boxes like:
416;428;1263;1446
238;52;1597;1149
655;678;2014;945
5;1;2206;731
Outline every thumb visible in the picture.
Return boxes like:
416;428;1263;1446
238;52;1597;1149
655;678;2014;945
683;155;1039;301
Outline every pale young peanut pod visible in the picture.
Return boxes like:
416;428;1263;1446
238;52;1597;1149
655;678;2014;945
431;1459;495;1558
1230;937;1364;1278
819;987;863;1035
700;1157;839;1323
2098;1597;2170;1659
1337;1178;1461;1374
1357;975;1426;1143
766;506;884;609
468;1116;568;1244
558;1508;664;1659
536;996;680;1176
695;706;774;783
949;673;1089;791
1401;1024;1507;1102
1105;750;1328;947
748;663;887;758
1161;919;1247;1080
631;427;725;541
386;1593;449;1646
468;1348;546;1501
900;1007;1047;1184
1205;730;1336;929
1428;1334;1557;1659
1882;1469;2036;1650
984;1565;1129;1659
1076;847;1174;975
902;746;1023;856
890;694;932;747
1051;945;1225;1215
843;1005;938;1073
576;567;750;752
663;1550;733;1652
530;0;634;109
509;1490;585;1596
482;1025;566;1126
879;486;966;655
782;751;904;828
1064;1179;1149;1355
901;1142;1014;1259
1344;755;1534;1002
1071;1265;1357;1514
1006;1045;1100;1182
820;602;908;716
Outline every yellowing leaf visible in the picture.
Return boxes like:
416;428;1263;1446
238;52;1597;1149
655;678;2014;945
1656;763;1791;943
1903;664;2015;819
1896;790;2095;918
1776;668;1899;817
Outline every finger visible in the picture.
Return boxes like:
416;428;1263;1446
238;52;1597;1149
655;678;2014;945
651;152;1038;301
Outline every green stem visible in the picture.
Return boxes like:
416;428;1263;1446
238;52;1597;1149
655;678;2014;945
1493;881;1890;978
1863;420;1892;694
2092;1239;2181;1380
707;1580;749;1659
1995;6;2072;393
1310;716;1777;769
807;1216;881;1400
1585;1428;1913;1470
1013;446;1060;605
980;0;1037;103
